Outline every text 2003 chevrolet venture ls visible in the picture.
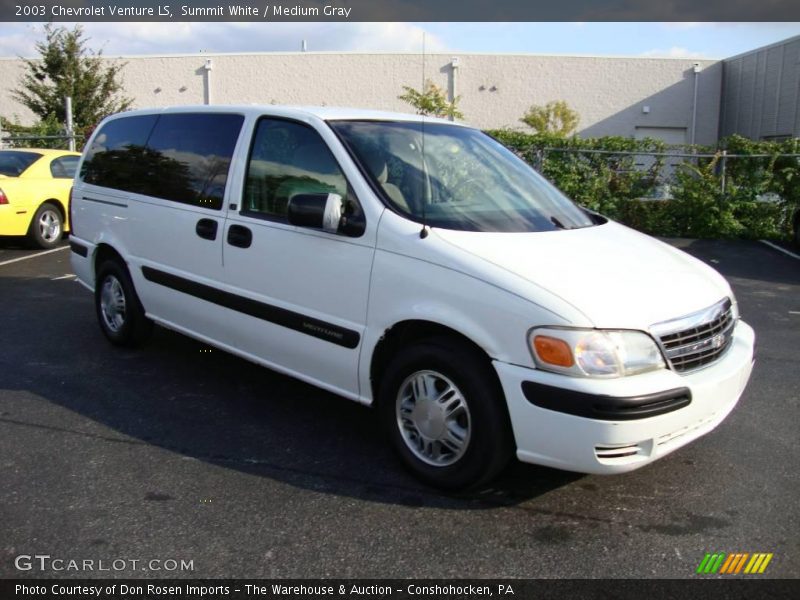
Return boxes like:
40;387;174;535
69;106;755;488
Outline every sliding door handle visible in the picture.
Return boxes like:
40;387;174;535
195;218;218;240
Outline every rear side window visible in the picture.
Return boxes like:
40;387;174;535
142;113;244;210
80;112;244;211
50;156;79;179
0;151;42;176
80;115;158;191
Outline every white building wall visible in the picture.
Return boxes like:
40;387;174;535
0;52;722;145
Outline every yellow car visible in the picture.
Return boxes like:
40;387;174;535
0;148;80;248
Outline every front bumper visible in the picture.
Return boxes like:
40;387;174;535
494;320;755;474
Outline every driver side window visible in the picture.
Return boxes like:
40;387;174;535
243;118;358;221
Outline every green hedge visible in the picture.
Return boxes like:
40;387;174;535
0;114;82;150
488;130;799;240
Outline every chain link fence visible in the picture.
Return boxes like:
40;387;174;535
531;146;800;201
0;133;81;151
491;137;800;240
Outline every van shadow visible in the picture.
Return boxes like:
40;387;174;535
1;275;582;510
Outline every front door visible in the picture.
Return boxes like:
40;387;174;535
220;117;375;398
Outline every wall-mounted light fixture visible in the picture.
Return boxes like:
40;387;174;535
179;86;188;92
642;105;650;114
154;87;162;93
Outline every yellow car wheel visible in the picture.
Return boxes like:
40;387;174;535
28;202;63;249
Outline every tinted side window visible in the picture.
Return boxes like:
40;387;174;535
244;118;357;220
0;151;42;176
143;113;244;210
80;115;158;191
50;156;79;179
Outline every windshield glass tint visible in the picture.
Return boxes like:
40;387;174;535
330;121;595;232
0;151;42;177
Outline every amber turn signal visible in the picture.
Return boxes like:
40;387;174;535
533;335;575;368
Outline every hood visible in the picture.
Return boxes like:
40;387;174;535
433;221;731;330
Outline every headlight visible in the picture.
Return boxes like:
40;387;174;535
529;327;665;378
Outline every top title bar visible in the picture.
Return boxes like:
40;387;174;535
2;0;799;22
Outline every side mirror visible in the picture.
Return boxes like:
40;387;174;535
287;193;343;234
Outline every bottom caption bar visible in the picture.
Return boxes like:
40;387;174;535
2;579;798;600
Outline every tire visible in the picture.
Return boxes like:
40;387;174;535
28;203;63;249
95;259;153;346
378;336;515;490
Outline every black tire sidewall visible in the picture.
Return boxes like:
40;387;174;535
29;203;63;249
378;338;513;490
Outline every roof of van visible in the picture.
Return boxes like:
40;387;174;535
111;105;470;126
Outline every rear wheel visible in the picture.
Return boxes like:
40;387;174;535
28;203;63;249
378;337;514;489
95;259;153;346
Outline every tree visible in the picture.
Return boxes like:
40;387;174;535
398;79;464;120
12;24;132;133
520;100;579;137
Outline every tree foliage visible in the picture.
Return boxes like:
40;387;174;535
398;79;464;120
12;24;132;133
520;100;579;137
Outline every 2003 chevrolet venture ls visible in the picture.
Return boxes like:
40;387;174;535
69;106;755;488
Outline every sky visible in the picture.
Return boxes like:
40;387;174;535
0;22;798;59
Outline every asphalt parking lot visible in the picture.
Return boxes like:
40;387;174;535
0;236;798;579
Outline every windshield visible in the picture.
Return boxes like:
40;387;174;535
0;151;42;177
329;120;596;232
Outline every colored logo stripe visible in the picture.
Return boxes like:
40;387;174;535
697;553;725;574
721;553;749;574
745;553;773;574
697;552;773;574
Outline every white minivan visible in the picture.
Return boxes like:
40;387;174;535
70;106;755;488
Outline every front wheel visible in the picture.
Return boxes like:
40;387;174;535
28;203;63;249
378;337;515;490
95;259;153;346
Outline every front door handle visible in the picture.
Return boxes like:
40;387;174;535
196;218;218;240
227;224;252;248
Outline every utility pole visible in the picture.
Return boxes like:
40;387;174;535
65;96;75;151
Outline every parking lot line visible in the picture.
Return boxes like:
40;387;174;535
760;240;800;261
0;245;69;268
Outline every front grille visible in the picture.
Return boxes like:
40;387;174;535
653;298;735;373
